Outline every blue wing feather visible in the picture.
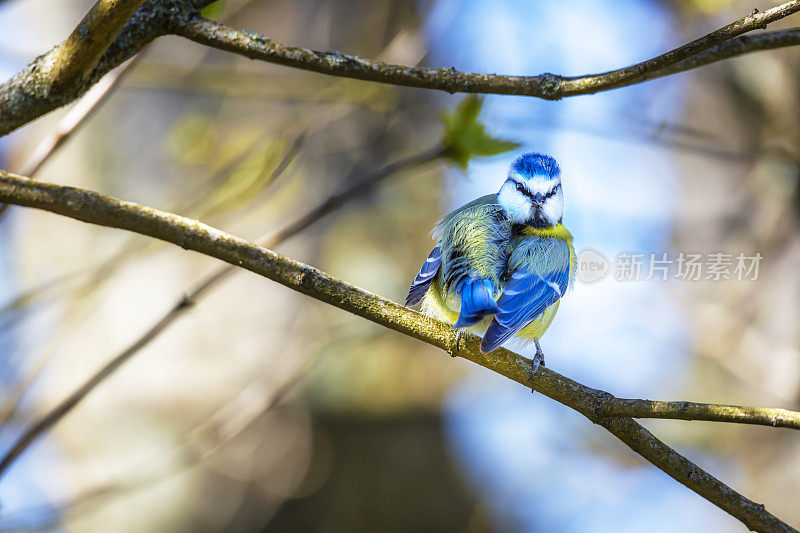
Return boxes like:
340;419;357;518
405;243;442;306
481;266;568;353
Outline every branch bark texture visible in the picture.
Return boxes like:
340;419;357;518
176;5;800;99
49;0;146;91
0;169;796;533
1;0;800;135
0;0;215;135
602;399;800;430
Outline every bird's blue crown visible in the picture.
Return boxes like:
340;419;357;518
511;153;560;180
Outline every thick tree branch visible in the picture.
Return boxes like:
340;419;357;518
0;170;795;533
2;1;800;136
0;0;216;135
174;8;800;100
48;0;146;91
601;399;800;430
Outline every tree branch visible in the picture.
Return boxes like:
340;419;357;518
0;170;796;533
0;0;213;136
174;7;800;100
2;1;800;136
601;398;800;430
48;0;146;91
647;27;800;80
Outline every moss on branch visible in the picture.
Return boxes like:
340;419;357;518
601;399;800;430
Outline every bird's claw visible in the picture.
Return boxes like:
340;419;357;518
526;342;546;383
450;329;463;358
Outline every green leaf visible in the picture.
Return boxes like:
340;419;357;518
201;0;227;19
441;95;521;170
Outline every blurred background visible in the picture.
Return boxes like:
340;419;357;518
0;0;798;531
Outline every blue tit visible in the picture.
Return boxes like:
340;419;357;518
406;153;575;370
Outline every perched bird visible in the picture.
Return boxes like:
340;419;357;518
405;153;575;372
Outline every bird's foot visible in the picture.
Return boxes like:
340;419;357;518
526;341;546;382
449;329;463;358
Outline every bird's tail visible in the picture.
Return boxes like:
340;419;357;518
405;243;442;306
453;278;500;329
480;318;517;353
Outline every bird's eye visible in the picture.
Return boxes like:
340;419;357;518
515;183;525;193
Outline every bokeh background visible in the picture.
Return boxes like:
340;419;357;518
0;0;799;531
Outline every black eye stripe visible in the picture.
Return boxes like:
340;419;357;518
511;180;532;199
539;184;560;201
511;181;560;201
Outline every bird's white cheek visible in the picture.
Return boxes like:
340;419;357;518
542;193;564;225
498;183;531;223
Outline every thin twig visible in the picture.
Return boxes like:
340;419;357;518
189;145;446;299
600;399;800;430
0;331;366;528
0;133;299;423
0;170;796;533
20;56;142;179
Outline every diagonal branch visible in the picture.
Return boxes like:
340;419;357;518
601;398;800;430
0;0;214;136
174;6;800;100
48;0;146;91
644;27;800;81
0;170;796;533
